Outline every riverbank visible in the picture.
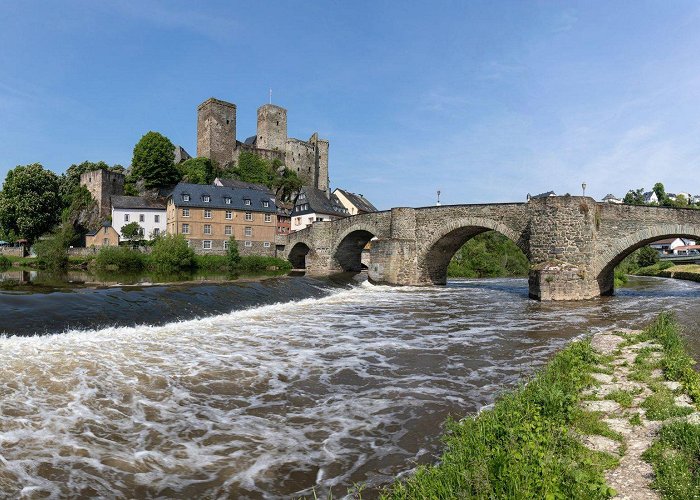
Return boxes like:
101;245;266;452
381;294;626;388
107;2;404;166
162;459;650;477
383;313;700;498
637;263;700;283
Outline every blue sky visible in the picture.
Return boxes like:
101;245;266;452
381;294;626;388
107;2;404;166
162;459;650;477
2;1;700;209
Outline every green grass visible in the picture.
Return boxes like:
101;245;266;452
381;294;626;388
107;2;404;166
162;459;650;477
641;391;694;421
381;340;618;499
643;422;700;498
606;389;641;409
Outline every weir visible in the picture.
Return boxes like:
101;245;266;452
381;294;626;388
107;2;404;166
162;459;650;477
284;196;700;300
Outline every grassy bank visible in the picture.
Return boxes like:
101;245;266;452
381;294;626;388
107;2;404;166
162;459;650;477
382;313;700;499
382;338;617;498
636;263;700;284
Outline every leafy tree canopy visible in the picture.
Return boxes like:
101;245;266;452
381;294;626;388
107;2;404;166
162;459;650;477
636;245;659;268
623;188;645;206
121;221;143;241
223;152;302;202
178;157;215;184
131;131;179;189
653;182;667;205
0;163;61;244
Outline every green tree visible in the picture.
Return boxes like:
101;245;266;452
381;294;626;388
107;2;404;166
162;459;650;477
653;182;667;205
148;234;195;273
131;131;179;188
673;194;689;208
227;236;241;268
121;221;143;241
623;188;645;205
223;151;274;186
274;167;303;202
33;223;75;270
0;163;61;244
636;245;660;268
448;231;529;278
177;157;214;184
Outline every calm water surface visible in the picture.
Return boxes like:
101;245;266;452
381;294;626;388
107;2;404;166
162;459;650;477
0;274;698;498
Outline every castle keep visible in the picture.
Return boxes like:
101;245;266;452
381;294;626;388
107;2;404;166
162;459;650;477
196;98;329;195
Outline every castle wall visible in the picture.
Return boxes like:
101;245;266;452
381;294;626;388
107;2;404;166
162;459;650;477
285;138;317;186
80;170;125;218
197;98;237;168
256;105;287;151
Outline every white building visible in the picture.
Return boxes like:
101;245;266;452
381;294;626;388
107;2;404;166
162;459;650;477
111;196;167;240
333;188;378;215
649;237;696;255
290;186;348;232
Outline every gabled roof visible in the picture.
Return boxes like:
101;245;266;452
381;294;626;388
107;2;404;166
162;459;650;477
293;186;348;217
169;182;277;212
334;188;378;213
111;196;166;210
173;145;192;164
602;193;619;200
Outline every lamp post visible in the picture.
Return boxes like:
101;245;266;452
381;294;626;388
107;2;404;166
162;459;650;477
582;182;587;197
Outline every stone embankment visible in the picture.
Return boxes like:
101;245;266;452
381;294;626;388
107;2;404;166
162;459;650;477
582;328;699;499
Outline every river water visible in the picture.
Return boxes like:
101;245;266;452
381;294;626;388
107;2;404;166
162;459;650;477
0;274;699;498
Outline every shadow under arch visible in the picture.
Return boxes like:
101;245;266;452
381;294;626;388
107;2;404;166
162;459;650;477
333;228;377;272
288;242;311;270
418;218;528;285
595;229;700;295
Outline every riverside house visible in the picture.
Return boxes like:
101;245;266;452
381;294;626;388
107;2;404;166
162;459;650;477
166;183;277;255
111;196;167;240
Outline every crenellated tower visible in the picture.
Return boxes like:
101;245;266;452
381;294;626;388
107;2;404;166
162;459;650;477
197;98;237;168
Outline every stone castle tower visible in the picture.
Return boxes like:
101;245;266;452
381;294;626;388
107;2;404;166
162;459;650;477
196;97;329;195
80;169;125;217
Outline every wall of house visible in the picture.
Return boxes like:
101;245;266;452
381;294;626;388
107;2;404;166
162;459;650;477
112;208;167;239
167;205;276;255
85;226;119;248
290;212;341;232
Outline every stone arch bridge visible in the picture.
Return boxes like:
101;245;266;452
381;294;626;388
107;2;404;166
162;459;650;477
284;196;700;300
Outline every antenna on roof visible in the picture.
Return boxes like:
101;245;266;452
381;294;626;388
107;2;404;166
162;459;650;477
269;88;272;104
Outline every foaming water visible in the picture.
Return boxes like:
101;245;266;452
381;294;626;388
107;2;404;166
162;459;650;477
0;275;699;498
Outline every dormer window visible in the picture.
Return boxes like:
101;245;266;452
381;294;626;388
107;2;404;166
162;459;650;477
224;197;231;204
203;195;210;203
183;194;190;202
244;199;251;206
262;201;269;207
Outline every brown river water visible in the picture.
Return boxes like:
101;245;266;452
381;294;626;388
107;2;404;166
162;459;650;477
0;273;698;498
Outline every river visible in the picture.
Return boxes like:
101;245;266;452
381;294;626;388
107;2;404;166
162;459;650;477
0;274;698;498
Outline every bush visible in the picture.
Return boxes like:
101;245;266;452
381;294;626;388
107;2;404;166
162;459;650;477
148;234;195;273
194;254;229;271
0;255;10;271
637;245;659;268
94;246;145;272
237;255;292;272
227;236;241;268
33;225;74;270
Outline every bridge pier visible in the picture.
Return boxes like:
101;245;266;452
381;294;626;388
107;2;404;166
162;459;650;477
368;208;424;285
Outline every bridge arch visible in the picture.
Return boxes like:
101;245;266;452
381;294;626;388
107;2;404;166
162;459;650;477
595;223;700;293
417;217;528;285
288;242;311;270
331;223;382;272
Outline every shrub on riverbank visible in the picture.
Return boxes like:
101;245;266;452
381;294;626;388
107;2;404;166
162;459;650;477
194;254;229;271
34;225;74;270
0;255;10;271
237;255;292;272
448;231;529;278
94;246;145;272
382;337;616;498
148;235;195;273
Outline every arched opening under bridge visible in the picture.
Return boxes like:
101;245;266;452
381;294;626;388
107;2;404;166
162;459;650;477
420;225;528;285
333;229;376;272
597;232;700;295
288;242;310;270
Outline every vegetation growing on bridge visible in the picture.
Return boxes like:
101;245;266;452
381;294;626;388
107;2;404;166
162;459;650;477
447;231;529;278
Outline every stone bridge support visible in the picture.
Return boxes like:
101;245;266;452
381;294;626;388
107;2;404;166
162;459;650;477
368;207;421;285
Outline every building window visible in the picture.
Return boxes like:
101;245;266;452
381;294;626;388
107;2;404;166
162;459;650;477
245;227;252;237
183;208;190;217
225;225;232;235
245;212;253;221
154;214;160;223
244;240;252;247
202;240;212;249
204;224;211;235
153;228;160;237
225;210;232;219
203;195;210;203
244;199;251;206
139;214;145;222
182;223;189;234
263;201;269;207
183;194;190;202
263;241;270;248
264;214;272;222
223;240;229;250
204;209;212;218
124;214;129;222
224;197;231;204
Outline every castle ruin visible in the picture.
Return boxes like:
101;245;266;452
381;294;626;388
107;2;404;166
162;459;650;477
196;98;329;195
